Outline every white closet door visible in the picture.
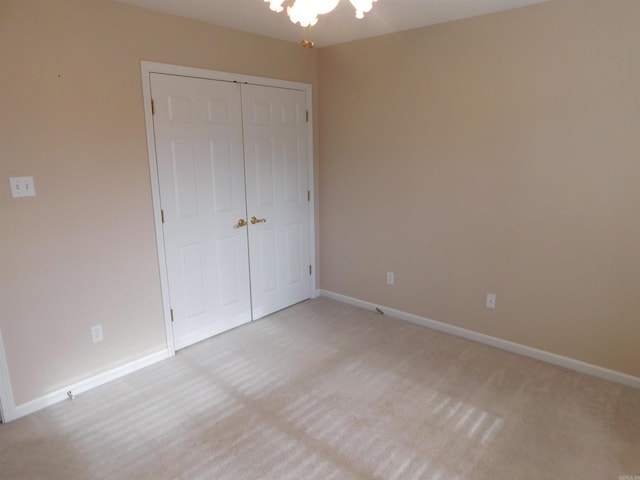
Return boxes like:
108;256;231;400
151;73;251;349
242;84;311;319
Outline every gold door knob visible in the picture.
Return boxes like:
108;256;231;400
250;216;267;224
234;218;247;229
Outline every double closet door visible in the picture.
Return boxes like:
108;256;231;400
150;73;311;350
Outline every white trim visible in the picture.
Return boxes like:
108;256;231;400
0;325;17;422
319;290;640;390
140;61;316;350
305;87;317;297
10;349;171;421
140;64;175;354
141;61;312;92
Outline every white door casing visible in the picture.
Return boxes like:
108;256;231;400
0;325;16;422
142;63;315;351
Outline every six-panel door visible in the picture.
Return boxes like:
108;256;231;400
151;74;252;349
242;84;311;320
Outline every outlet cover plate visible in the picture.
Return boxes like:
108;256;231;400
486;293;496;309
91;324;104;343
9;176;36;198
386;272;395;285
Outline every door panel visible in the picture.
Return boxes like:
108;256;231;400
171;140;198;218
180;244;206;317
151;73;251;349
259;228;278;293
285;223;302;283
242;85;311;320
210;139;235;213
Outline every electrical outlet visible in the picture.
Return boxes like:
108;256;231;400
9;176;36;198
386;272;395;285
91;324;104;343
486;293;496;309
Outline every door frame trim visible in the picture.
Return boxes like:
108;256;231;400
0;325;16;422
140;61;316;353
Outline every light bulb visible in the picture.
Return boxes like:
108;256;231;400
316;0;340;15
349;0;377;19
264;0;285;13
266;0;379;32
287;0;320;27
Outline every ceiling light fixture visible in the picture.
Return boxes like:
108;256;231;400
264;0;378;48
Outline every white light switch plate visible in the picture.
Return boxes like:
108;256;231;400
10;176;36;198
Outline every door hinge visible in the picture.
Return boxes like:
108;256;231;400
306;110;309;123
307;190;311;202
161;209;165;223
151;99;155;115
170;308;174;322
309;265;312;275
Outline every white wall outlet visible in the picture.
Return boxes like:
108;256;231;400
386;272;395;285
9;176;36;198
486;293;496;309
91;324;104;343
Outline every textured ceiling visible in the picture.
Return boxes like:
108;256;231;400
115;0;550;47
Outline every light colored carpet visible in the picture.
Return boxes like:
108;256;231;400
1;297;639;479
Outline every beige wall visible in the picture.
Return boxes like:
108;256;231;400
0;0;318;405
1;0;638;410
318;0;640;377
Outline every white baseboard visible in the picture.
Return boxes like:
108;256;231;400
8;349;172;422
319;290;640;390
